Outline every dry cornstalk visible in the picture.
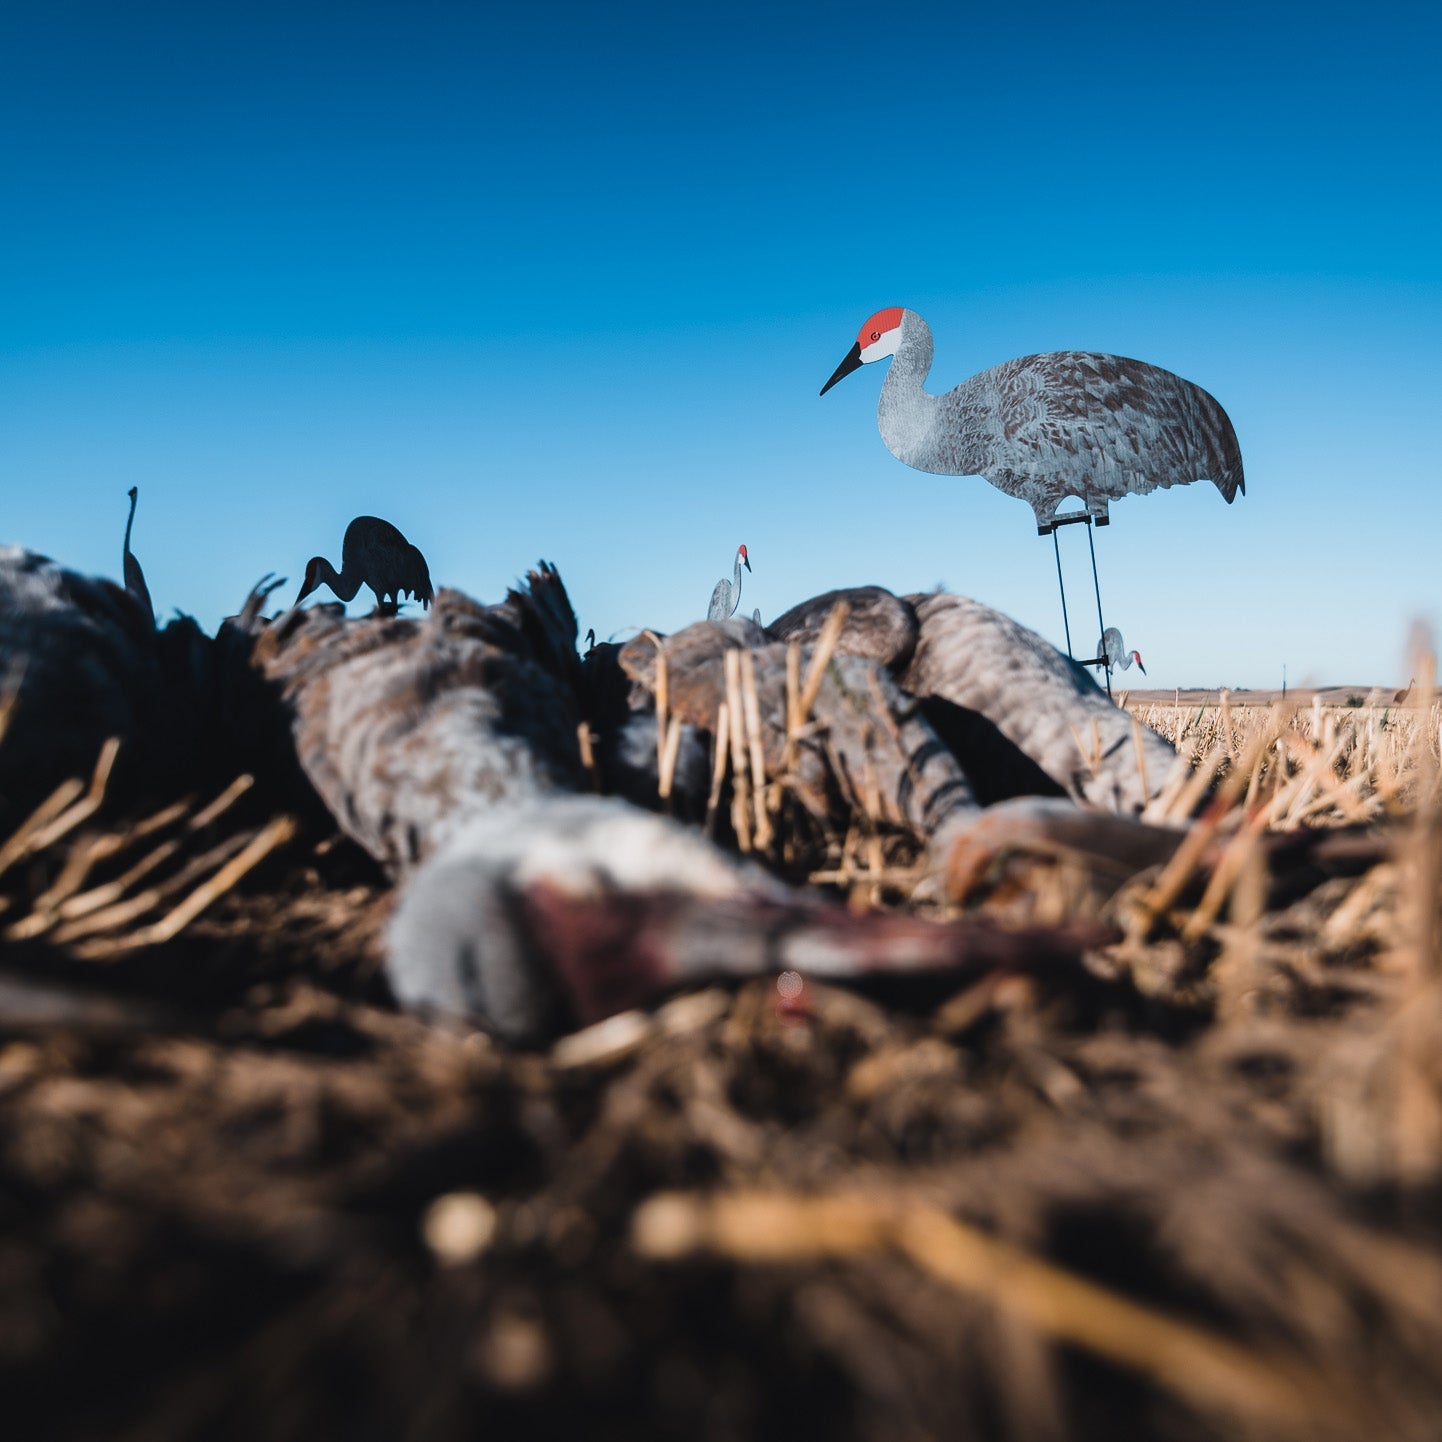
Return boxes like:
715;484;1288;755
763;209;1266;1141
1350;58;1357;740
188;774;255;831
576;721;601;793
723;650;751;852
632;1190;1360;1432
704;701;730;838
641;630;669;787
738;650;771;850
783;639;802;773
658;715;683;806
795;600;849;728
74;815;298;955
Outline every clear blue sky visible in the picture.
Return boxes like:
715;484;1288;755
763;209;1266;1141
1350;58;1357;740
3;0;1438;689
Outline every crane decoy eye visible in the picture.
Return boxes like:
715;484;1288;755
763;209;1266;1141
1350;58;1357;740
870;331;880;341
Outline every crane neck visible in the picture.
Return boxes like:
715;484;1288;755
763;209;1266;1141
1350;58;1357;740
876;313;944;468
316;555;363;602
731;554;745;611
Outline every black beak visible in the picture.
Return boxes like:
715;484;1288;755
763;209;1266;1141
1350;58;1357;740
820;342;862;396
743;554;752;572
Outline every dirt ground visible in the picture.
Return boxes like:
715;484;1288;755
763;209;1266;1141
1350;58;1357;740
2;785;1441;1442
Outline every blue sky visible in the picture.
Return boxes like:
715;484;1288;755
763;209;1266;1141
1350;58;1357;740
3;0;1438;689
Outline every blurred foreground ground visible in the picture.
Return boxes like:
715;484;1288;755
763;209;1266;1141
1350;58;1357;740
1;700;1440;1442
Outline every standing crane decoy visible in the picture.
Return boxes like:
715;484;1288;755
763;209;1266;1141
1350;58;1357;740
122;486;154;626
821;308;1245;534
1094;626;1146;676
295;516;434;616
707;544;751;620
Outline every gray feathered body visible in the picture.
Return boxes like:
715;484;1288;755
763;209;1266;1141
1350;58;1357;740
0;546;210;814
901;593;1176;815
770;584;1176;815
877;313;1244;533
252;567;584;873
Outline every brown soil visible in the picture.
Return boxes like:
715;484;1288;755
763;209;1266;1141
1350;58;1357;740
2;798;1441;1442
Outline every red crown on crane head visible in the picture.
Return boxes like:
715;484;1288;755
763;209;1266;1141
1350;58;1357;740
857;307;904;346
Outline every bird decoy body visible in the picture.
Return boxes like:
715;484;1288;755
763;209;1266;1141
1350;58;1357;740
707;544;751;620
1097;626;1146;675
122;486;154;626
822;308;1245;534
389;792;1107;1043
253;566;584;874
769;585;920;672
901;592;1175;815
296;516;434;614
770;585;1176;815
615;616;981;854
0;546;211;816
241;560;1105;1041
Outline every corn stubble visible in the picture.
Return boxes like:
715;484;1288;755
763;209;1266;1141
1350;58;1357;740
1;650;1441;1442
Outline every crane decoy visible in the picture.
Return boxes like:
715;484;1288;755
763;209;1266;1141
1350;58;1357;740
707;544;751;620
612;614;981;852
769;586;1177;815
0;547;177;815
821;308;1245;534
1091;626;1146;676
295;516;434;615
122;486;154;625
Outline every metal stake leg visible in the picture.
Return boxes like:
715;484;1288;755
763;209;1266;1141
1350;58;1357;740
1052;528;1073;658
1085;520;1111;699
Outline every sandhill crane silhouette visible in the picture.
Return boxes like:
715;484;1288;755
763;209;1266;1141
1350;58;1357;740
821;308;1245;534
295;516;434;615
707;544;750;620
122;486;154;625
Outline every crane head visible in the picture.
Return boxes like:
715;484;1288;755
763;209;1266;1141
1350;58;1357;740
739;544;751;572
295;557;323;607
1132;651;1147;675
820;307;905;395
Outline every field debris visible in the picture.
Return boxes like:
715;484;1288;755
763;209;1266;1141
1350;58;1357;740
1;671;1440;1439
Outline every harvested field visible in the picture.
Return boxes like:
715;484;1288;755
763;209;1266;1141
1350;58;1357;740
2;674;1441;1442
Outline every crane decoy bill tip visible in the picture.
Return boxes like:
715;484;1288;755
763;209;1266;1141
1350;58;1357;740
820;342;863;396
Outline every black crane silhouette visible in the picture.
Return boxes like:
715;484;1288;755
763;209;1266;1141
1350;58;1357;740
295;516;434;615
123;486;154;625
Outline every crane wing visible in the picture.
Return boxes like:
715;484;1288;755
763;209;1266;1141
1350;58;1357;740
954;352;1245;523
706;579;732;620
768;586;919;671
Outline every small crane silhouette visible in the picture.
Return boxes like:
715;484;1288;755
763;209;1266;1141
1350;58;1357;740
295;516;434;615
123;486;154;625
